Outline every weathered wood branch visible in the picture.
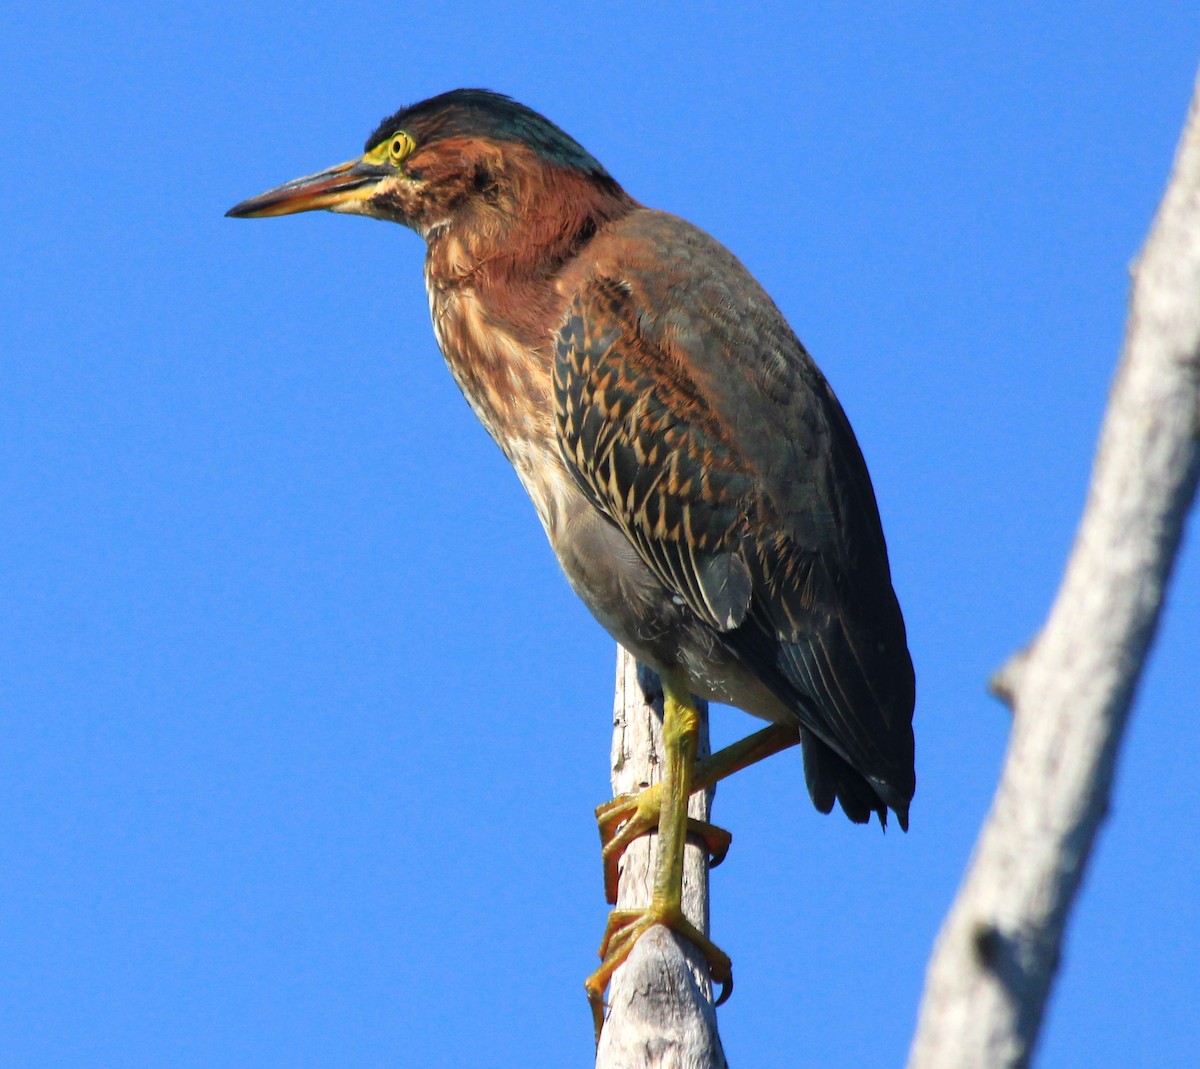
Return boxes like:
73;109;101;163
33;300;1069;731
594;648;727;1069
908;67;1200;1069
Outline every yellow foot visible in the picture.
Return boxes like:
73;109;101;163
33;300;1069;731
584;903;733;1040
595;788;732;903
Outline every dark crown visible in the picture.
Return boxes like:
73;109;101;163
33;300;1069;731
365;89;611;179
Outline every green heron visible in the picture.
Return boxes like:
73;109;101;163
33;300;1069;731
228;88;915;1033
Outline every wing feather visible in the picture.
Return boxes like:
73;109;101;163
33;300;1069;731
553;229;914;824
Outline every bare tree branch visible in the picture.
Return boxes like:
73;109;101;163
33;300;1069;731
595;649;727;1069
908;67;1200;1069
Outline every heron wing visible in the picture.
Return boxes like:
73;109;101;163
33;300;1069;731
552;216;915;825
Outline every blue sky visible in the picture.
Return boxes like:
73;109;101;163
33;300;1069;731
2;4;1197;1067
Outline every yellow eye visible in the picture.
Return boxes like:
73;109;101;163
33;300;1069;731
388;131;415;163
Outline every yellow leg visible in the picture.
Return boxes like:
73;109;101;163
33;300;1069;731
586;676;762;1037
595;722;799;902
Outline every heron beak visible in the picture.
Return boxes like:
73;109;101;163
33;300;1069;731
225;156;389;218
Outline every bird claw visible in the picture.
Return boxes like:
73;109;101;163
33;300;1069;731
596;789;732;903
585;905;734;1040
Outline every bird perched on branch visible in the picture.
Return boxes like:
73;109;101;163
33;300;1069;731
228;88;915;1034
